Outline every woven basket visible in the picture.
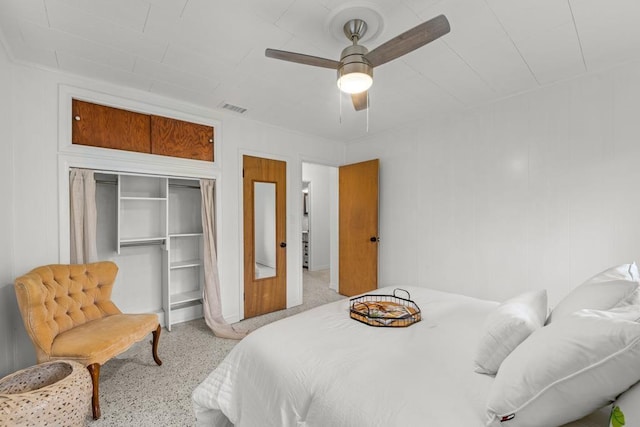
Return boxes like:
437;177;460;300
0;360;92;427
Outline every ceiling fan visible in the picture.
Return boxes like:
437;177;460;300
265;14;450;111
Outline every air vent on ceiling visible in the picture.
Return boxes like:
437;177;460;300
219;102;247;114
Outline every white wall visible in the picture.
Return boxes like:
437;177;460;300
346;60;640;308
0;39;17;376
328;167;338;290
0;59;345;376
302;163;334;271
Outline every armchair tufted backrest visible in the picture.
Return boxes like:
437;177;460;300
14;262;122;362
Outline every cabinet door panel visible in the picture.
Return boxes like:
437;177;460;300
72;99;151;153
151;116;214;162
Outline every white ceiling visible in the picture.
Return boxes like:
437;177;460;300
1;0;640;143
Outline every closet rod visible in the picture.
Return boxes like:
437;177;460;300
87;169;213;182
95;179;117;185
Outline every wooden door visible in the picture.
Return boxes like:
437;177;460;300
339;159;379;296
72;99;151;153
243;155;287;318
151;116;214;162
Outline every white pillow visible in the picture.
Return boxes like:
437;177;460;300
547;263;640;324
474;290;547;375
610;381;640;427
587;262;640;283
486;307;640;427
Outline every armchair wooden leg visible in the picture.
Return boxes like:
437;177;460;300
87;363;101;420
152;325;162;366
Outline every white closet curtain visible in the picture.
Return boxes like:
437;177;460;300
201;179;248;339
69;168;98;264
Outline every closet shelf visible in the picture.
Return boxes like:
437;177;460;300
120;196;167;201
119;236;166;245
171;290;202;306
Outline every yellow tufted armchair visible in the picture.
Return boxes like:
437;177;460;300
14;261;162;420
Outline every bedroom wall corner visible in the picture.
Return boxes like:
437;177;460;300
1;60;63;375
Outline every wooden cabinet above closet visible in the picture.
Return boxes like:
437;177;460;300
72;99;215;162
151;115;213;162
72;100;151;153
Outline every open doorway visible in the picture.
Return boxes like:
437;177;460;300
301;162;338;294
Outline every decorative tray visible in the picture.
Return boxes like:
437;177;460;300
349;288;421;327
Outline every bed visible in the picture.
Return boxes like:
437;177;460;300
193;268;640;427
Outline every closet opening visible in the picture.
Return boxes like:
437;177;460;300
73;170;216;331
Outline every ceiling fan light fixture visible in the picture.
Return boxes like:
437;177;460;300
337;71;372;94
337;48;373;94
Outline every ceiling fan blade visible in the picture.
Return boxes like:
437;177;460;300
351;91;368;111
364;14;450;67
265;48;341;70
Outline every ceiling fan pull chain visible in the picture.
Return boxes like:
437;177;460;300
339;87;343;124
366;92;369;132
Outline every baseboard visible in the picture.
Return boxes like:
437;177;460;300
166;304;203;329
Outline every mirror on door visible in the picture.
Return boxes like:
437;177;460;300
254;182;276;279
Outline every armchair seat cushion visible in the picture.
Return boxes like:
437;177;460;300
51;313;159;366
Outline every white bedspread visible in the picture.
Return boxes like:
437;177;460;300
193;287;500;426
192;286;612;427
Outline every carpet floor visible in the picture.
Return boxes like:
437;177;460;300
89;269;344;426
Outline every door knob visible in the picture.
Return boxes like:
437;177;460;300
280;242;287;248
370;236;380;242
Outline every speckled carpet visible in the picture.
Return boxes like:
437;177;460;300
90;269;344;427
